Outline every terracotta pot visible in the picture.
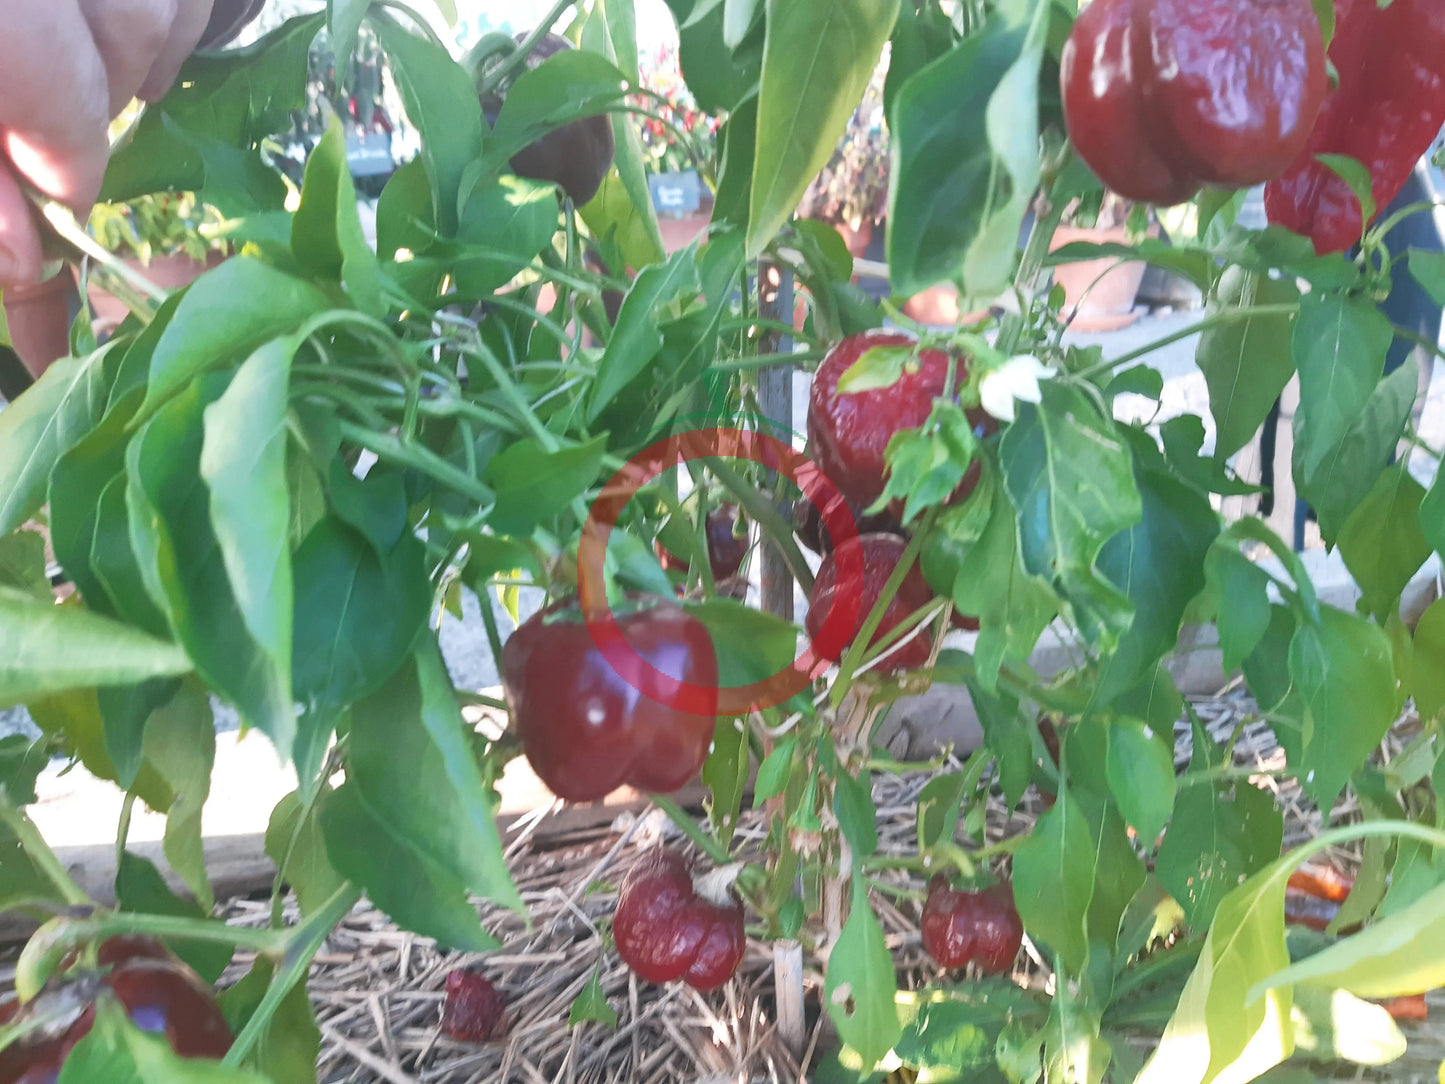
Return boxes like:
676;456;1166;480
1048;224;1152;331
4;274;78;378
899;284;990;328
82;251;226;335
660;209;712;254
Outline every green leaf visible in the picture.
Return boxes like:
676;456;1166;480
452;176;561;296
1094;439;1218;704
0;353;109;535
370;12;484;237
139;258;330;415
824;878;902;1068
665;0;764;115
127;376;294;756
140;679;216;910
569;967;619;1028
834;771;878;858
200;336;298;701
1042;981;1110;1084
887;0;1045;297
265;788;345;917
1315;153;1376;230
587;247;699;421
1156;724;1283;931
114;851;232;983
28;687;171;809
924;470;1058;690
1196;267;1299;461
1337;464;1431;622
835;345;915;394
1205;545;1272;674
754;737;796;803
329;0;369;63
101;14;323;210
1290;292;1400;541
746;0;901;257
321;645;519;949
1407;248;1445;307
712;93;757;230
1288;606;1397;811
1012;783;1095;973
58;998;270;1083
487;49;630;164
291;120;383;315
683;597;800;697
290;516;431;720
1255;878;1445;999
0;529;48;600
1136;856;1294;1084
484;434;608;536
0;591;190;706
0;734;46;805
217;959;321;1084
916;770;968;852
1106;719;1175;845
1000;382;1141;648
1414;598;1445;720
1288;986;1406;1068
882;0;954;120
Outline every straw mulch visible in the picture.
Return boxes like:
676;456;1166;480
203;683;1439;1083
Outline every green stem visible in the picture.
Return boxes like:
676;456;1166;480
649;792;730;865
476;0;580;94
703;455;814;594
456;341;559;450
708;349;826;372
831;514;934;706
335;421;495;507
0;801;89;908
1073;304;1300;382
222;883;362;1068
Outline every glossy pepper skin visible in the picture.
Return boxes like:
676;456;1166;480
478;33;616;205
807;331;993;510
613;849;746;990
805;534;938;674
920;878;1024;974
500;598;718;803
0;956;231;1082
1264;0;1445;253
1061;0;1327;204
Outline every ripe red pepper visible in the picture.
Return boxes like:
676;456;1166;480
613;849;746;990
1264;0;1445;253
1061;0;1328;205
441;969;506;1043
807;331;992;511
920;877;1024;974
0;956;231;1082
805;534;938;674
500;597;718;803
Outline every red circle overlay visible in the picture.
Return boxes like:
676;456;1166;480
577;427;862;716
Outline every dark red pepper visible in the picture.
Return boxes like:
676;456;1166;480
807;331;992;511
500;597;718;803
613;849;746;990
920;877;1024;975
441;969;506;1043
1264;0;1445;253
657;505;749;585
1061;0;1328;204
0;957;231;1083
805;534;938;675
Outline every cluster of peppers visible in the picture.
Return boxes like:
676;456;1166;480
1062;0;1445;254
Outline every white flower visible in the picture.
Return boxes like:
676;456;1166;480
978;354;1054;423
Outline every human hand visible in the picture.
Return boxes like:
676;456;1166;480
0;0;217;287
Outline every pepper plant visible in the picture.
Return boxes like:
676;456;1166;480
1;0;1445;1081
